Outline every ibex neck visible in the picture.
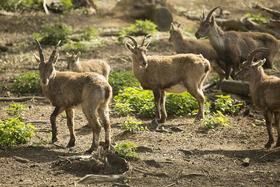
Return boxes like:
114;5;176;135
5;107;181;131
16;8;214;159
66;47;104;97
208;23;224;51
249;68;267;91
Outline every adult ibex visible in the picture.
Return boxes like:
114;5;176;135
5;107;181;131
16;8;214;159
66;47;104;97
34;40;112;154
195;7;279;78
125;35;210;123
236;48;280;149
169;22;226;83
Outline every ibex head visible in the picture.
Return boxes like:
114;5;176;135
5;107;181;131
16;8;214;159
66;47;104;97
195;7;220;39
34;40;61;85
169;22;181;42
235;48;268;80
124;35;151;68
65;51;81;69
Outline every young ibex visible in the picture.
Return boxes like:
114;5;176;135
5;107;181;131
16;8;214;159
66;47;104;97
169;22;226;83
65;52;110;80
34;40;112;154
235;48;280;149
195;7;279;78
125;35;210;122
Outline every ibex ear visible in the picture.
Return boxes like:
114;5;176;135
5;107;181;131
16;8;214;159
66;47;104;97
125;42;135;53
53;54;59;64
33;53;41;63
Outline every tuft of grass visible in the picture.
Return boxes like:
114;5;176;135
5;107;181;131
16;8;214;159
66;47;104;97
245;12;269;24
0;0;42;11
202;111;230;129
33;23;73;45
6;103;26;120
113;87;200;118
109;71;140;95
114;141;138;159
11;71;41;95
60;0;73;10
80;27;99;40
121;117;147;133
119;20;157;38
62;38;104;52
212;95;243;115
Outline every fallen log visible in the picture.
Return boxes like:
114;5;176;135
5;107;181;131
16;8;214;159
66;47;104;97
220;80;250;96
253;4;280;19
0;96;48;102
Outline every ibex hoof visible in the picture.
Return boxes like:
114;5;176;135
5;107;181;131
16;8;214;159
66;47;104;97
265;142;273;149
275;141;280;148
158;118;166;124
52;137;58;143
195;115;203;121
66;140;75;148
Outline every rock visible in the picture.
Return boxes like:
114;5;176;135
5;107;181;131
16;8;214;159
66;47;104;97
144;159;161;168
242;157;250;167
136;146;153;153
14;156;30;163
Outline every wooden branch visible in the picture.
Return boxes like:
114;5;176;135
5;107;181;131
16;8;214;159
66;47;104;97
77;174;126;184
0;96;48;102
253;4;280;18
0;10;16;16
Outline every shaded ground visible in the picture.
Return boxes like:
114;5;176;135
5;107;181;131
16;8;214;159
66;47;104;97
0;0;280;186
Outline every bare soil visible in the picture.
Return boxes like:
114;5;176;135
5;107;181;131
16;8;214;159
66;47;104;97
0;0;280;186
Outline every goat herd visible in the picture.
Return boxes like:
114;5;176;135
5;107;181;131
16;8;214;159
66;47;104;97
33;7;280;154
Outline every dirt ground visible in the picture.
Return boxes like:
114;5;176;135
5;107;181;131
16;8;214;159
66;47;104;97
1;0;280;186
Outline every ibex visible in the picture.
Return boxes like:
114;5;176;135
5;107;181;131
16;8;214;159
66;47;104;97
124;35;210;122
169;22;226;83
34;40;112;154
195;7;279;78
65;52;110;80
236;48;280;149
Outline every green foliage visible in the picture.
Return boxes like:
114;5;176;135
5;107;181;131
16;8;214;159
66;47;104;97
114;87;200;117
212;95;243;115
109;71;140;95
0;118;35;147
0;0;42;11
245;12;269;24
62;39;104;52
60;0;73;10
114;87;154;118
121;117;147;132
6;103;26;120
12;71;41;95
202;111;230;129
114;141;138;159
80;27;99;40
34;23;73;45
119;20;157;37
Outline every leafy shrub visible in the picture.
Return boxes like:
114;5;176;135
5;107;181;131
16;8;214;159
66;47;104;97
114;87;200;117
245;13;269;24
202;111;229;129
114;141;138;159
121;117;147;133
0;0;42;11
12;71;41;95
34;23;72;45
212;95;243;115
60;0;73;10
80;27;99;40
0;118;35;147
6;103;26;120
109;71;140;95
119;20;157;38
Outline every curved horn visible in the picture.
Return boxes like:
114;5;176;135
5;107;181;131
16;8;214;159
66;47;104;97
49;40;61;63
206;6;221;21
124;36;137;47
247;48;269;64
141;34;151;47
34;39;45;63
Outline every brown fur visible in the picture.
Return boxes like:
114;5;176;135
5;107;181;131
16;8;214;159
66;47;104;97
195;7;279;79
125;36;210;122
169;23;226;82
65;52;110;80
35;41;112;154
237;48;280;149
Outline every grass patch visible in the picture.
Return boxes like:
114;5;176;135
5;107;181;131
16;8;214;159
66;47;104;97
121;117;147;133
211;95;243;115
33;23;73;45
0;0;42;11
6;103;26;120
202;111;230;129
113;87;200;118
11;71;41;95
114;141;138;159
109;70;140;95
62;39;104;53
119;20;157;38
245;12;269;24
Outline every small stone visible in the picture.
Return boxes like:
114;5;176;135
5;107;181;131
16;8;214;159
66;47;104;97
242;157;250;167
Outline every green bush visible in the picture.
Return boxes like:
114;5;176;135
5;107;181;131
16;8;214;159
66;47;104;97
12;71;41;95
0;118;35;147
80;27;99;40
0;0;42;11
34;23;73;45
119;20;157;38
114;87;200;118
245;13;269;24
7;103;26;120
109;71;140;95
212;95;243;115
202;111;229;129
114;141;138;159
60;0;73;10
121;117;147;132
